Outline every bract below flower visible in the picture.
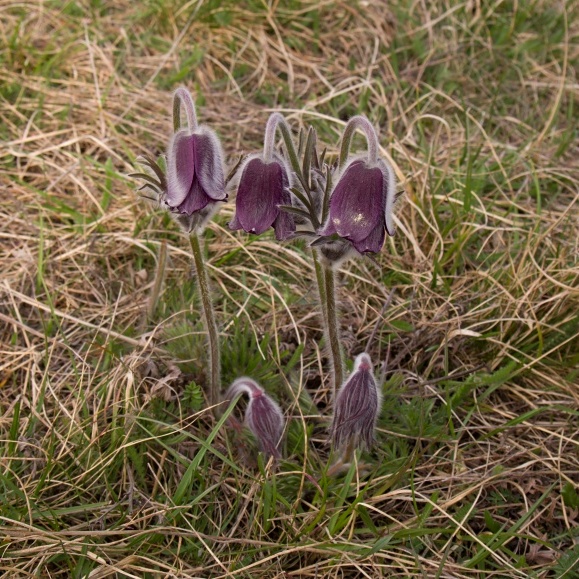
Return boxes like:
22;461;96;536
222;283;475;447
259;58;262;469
166;127;226;216
229;155;295;241
331;353;381;452
319;157;395;254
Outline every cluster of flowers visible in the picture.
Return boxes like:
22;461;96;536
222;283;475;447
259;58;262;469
134;87;400;468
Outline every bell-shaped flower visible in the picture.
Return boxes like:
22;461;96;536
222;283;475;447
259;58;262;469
229;154;295;241
132;88;227;233
331;353;381;452
229;113;296;241
318;157;395;255
225;378;285;458
166;126;226;216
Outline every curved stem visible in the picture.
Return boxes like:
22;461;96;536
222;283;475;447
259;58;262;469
323;264;343;400
338;115;379;169
189;233;220;409
173;87;198;132
263;113;300;173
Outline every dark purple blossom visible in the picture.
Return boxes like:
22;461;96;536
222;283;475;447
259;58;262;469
166;126;226;216
319;157;395;255
331;353;381;452
229;154;295;241
225;378;285;458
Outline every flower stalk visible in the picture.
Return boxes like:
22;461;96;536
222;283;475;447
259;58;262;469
173;86;198;131
323;264;343;399
338;115;379;168
311;248;327;328
189;232;220;407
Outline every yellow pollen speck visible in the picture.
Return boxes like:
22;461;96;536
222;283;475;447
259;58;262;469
353;213;365;223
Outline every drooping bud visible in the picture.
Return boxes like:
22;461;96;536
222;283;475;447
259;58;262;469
331;353;381;452
225;378;284;458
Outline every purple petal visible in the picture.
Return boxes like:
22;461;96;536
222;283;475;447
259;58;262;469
272;210;296;241
272;189;296;240
352;220;385;254
234;157;286;235
193;128;226;201
318;216;337;237
380;159;396;237
166;130;195;207
328;160;385;243
175;177;211;214
228;210;242;231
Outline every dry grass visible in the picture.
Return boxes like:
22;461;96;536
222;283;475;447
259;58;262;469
1;0;578;577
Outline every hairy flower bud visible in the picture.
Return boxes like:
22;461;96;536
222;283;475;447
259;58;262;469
225;378;284;458
331;353;381;452
229;154;295;241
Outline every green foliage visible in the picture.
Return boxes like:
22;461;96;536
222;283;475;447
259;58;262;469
220;318;282;392
1;0;577;576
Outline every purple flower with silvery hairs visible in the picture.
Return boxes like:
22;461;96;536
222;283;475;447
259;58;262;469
225;378;285;458
317;115;397;259
229;113;295;241
331;353;381;452
165;88;227;229
319;157;395;254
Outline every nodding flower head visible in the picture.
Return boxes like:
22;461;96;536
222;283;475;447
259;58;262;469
229;154;295;240
229;113;295;241
165;89;226;224
331;353;381;452
317;116;397;260
319;157;395;254
225;378;285;459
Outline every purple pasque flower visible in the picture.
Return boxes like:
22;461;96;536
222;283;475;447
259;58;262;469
229;113;296;241
163;88;226;231
166;127;226;215
317;115;396;257
331;353;381;452
318;156;395;255
229;154;295;240
225;378;285;458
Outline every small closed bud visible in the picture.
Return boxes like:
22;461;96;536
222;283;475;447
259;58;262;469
225;378;284;458
331;353;381;452
229;154;295;241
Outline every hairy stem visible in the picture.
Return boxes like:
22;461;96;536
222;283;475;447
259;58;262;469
312;248;327;329
145;240;168;325
327;440;356;477
173;87;198;132
338;115;379;169
323;265;343;400
189;233;220;409
263;113;300;172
